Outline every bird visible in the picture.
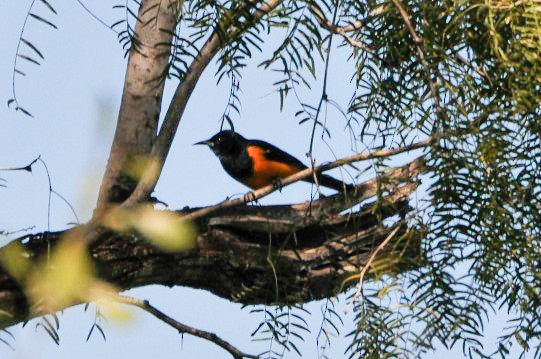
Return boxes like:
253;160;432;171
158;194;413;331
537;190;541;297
195;130;353;192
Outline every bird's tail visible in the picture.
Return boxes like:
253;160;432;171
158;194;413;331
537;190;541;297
303;173;354;192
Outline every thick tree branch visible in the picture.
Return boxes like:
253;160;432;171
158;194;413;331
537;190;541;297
117;295;258;359
0;159;424;330
96;0;179;208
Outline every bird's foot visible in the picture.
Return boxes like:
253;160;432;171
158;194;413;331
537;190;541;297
243;191;257;203
272;178;284;192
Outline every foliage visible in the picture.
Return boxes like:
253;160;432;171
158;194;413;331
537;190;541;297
7;0;541;357
249;305;311;358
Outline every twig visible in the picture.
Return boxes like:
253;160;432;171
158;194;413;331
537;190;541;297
0;156;79;225
308;2;372;52
352;225;401;301
0;226;36;237
308;0;339;166
308;2;364;34
116;295;258;359
9;0;40;118
75;0;118;34
390;0;446;126
182;138;430;221
0;156;40;172
390;0;422;45
343;225;401;315
453;52;492;84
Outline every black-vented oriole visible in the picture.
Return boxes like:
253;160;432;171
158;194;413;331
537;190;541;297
195;130;353;192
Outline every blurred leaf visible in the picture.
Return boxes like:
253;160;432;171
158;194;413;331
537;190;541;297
28;233;94;313
103;205;197;253
134;207;197;252
29;13;58;29
125;156;160;182
0;241;31;281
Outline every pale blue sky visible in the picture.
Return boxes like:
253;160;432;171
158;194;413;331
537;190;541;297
0;1;522;358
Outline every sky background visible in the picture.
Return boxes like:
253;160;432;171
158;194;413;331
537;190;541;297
0;0;522;358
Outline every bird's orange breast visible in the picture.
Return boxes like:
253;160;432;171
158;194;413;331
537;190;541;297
244;146;301;189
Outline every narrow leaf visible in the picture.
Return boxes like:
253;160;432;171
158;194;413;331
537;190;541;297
17;54;40;66
16;107;34;117
29;13;58;29
39;0;57;14
86;324;95;342
94;324;107;342
21;38;44;59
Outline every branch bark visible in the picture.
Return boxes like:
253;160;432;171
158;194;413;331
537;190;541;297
0;159;424;330
96;0;179;208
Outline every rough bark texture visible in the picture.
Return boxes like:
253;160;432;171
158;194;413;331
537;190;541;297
0;160;424;329
96;0;178;206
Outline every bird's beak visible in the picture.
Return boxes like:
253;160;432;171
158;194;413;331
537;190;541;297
194;139;213;147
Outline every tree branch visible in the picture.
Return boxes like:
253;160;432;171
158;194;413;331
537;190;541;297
183;139;430;221
0;159;425;329
117;295;258;359
308;2;372;52
96;0;179;208
389;0;423;45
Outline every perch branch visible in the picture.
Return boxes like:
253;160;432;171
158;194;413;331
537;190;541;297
183;139;430;221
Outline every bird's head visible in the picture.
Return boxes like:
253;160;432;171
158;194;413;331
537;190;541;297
194;130;246;157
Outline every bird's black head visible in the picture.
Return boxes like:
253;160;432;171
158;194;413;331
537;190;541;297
194;130;247;157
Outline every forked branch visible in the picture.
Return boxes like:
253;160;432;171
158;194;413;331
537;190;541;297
125;0;285;207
